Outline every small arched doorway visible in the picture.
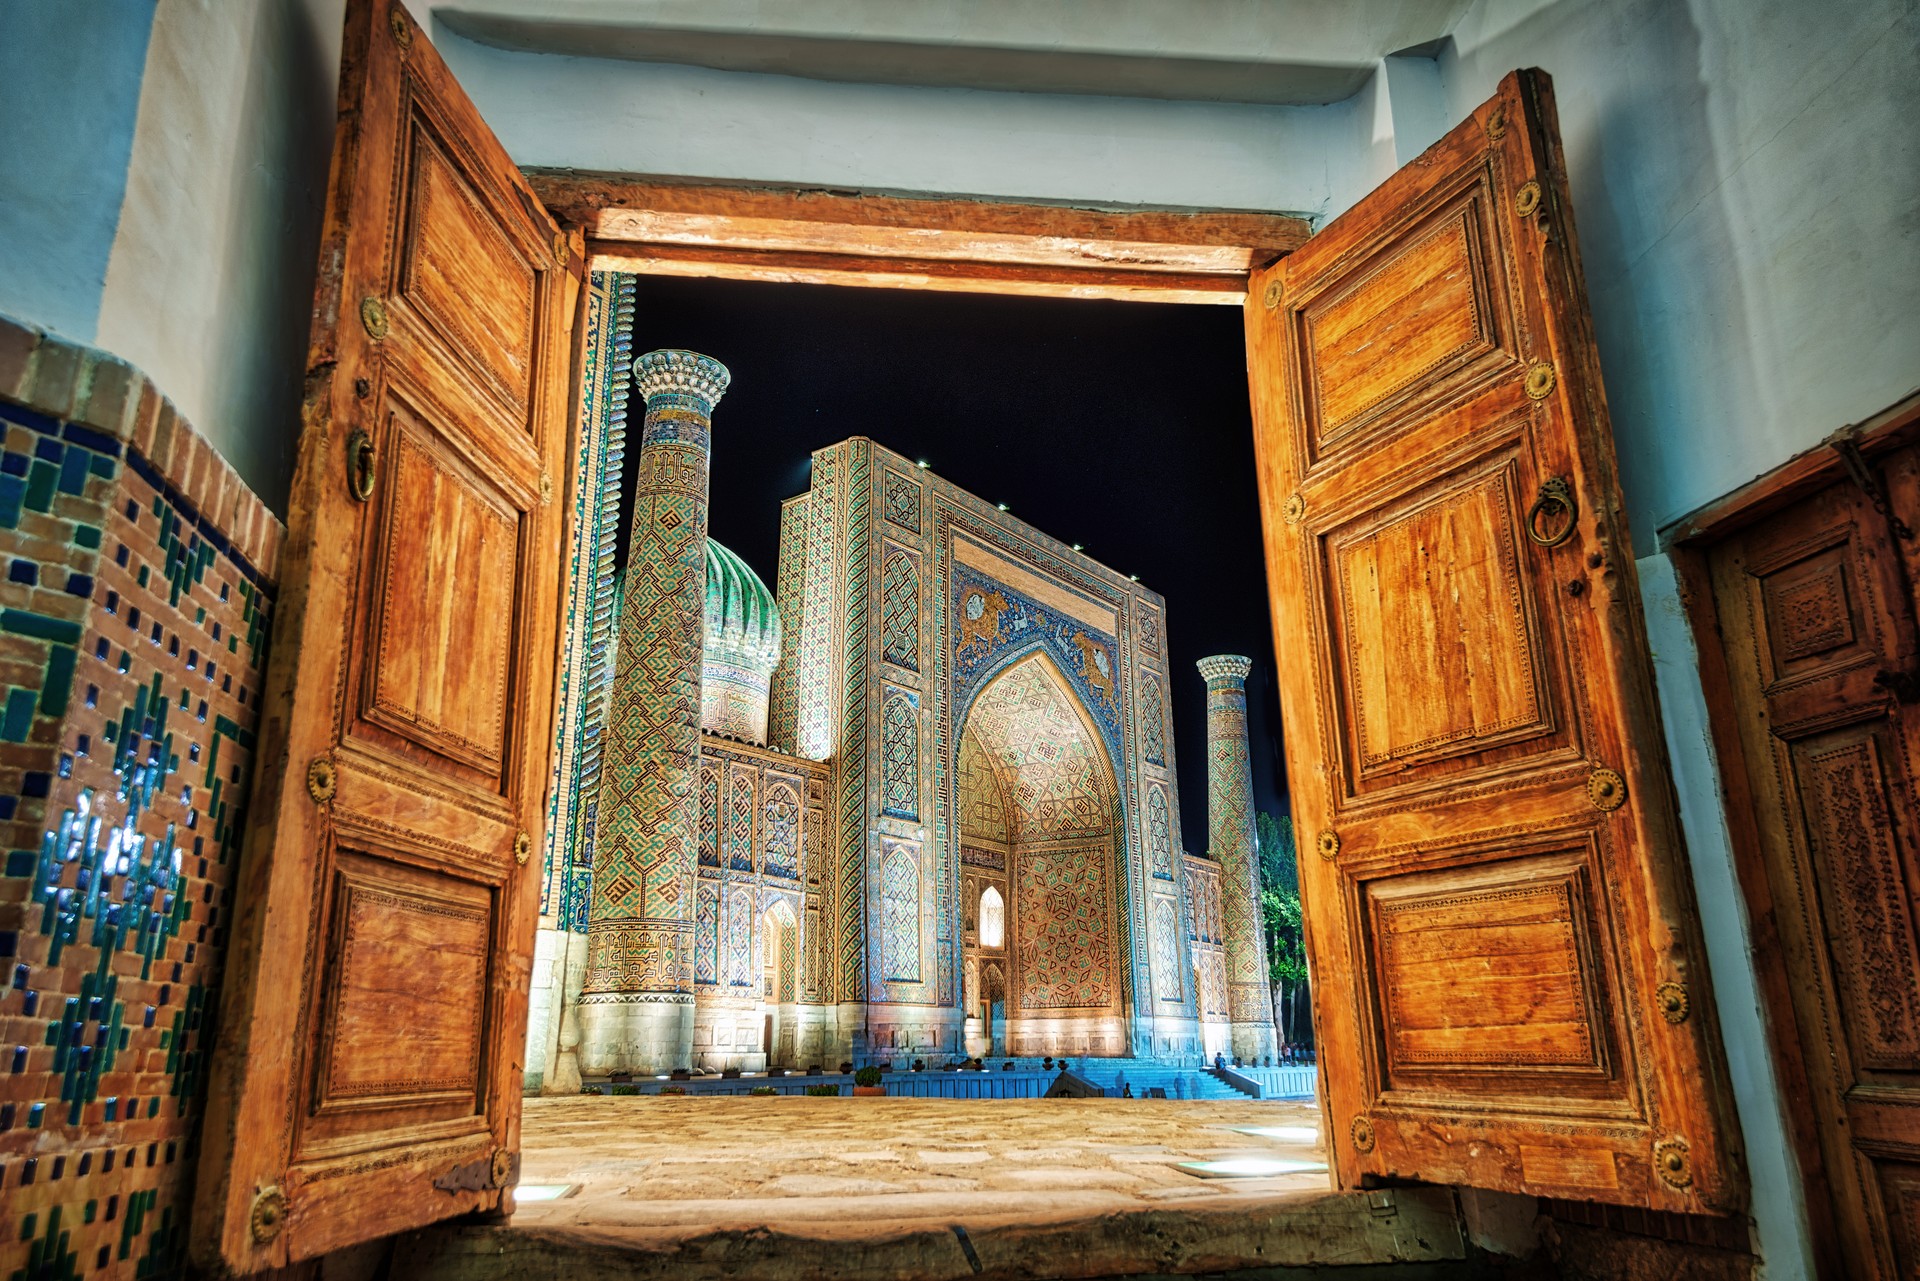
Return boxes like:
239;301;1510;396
956;650;1128;1057
761;898;798;1068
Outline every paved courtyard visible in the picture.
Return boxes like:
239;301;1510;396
511;1096;1330;1245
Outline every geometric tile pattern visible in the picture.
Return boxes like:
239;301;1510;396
1198;656;1275;1026
881;841;920;982
1141;671;1168;766
832;445;871;1002
880;545;919;671
964;656;1110;839
0;345;279;1281
951;564;1122;763
954;726;1009;844
543;272;633;929
1013;840;1116;1009
1153;896;1184;1002
1146;783;1174;879
880;686;918;818
583;353;728;997
726;772;756;872
762;781;799;879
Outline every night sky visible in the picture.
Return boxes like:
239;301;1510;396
619;275;1289;847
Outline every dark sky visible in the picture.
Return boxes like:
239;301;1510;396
620;275;1289;846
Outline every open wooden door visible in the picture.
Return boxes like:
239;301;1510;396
1246;69;1744;1211
191;0;582;1269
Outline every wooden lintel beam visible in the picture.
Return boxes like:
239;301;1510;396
534;170;1307;276
588;239;1247;305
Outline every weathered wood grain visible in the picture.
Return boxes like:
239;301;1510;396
1244;69;1744;1212
1702;446;1920;1280
190;0;580;1270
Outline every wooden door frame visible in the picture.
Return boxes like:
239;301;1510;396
1658;387;1920;1278
527;170;1311;305
521;169;1310;1087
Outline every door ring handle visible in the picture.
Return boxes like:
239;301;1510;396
346;429;376;503
1526;476;1577;547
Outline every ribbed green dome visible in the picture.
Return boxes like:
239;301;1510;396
704;538;780;665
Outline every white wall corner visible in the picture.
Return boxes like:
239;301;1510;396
1637;551;1815;1281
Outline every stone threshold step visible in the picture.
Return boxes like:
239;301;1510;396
391;1188;1471;1281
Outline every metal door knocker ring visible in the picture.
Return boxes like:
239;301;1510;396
1526;477;1577;548
347;430;377;502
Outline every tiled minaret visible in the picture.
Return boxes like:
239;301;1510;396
1197;655;1279;1061
580;350;730;1075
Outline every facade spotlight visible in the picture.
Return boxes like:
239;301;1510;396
915;459;930;469
996;503;1009;512
1129;574;1139;582
1071;543;1083;552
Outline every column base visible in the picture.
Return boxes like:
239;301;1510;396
578;992;694;1076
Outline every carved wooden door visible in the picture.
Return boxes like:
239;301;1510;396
1706;445;1920;1279
190;0;581;1270
1245;69;1742;1211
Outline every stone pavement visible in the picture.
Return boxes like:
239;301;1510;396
507;1096;1330;1241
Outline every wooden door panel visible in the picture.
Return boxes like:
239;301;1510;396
392;101;540;427
308;853;493;1122
1704;442;1920;1278
1294;157;1519;471
1790;723;1920;1074
192;0;581;1270
363;413;521;776
1367;850;1610;1080
1327;447;1559;784
1249;70;1742;1213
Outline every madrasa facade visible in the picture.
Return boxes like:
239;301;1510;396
524;278;1277;1087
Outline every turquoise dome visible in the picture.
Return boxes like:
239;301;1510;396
704;538;781;664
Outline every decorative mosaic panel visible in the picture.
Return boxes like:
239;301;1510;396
1147;784;1174;879
766;495;808;752
951;564;1121;762
1140;671;1167;767
954;726;1008;844
541;273;633;928
1136;601;1161;656
1153;897;1183;1002
881;685;918;819
694;878;719;985
831;444;870;1001
1013;840;1117;1009
726;771;755;872
965;656;1109;839
881;841;921;982
697;761;719;868
776;911;797;1003
883;469;920;532
762;780;799;879
0;328;281;1281
723;883;755;988
584;352;728;997
880;544;919;672
1200;659;1269;997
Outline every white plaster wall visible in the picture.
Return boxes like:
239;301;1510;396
0;2;156;343
98;0;344;513
1639;554;1813;1280
1435;0;1920;548
427;27;1367;218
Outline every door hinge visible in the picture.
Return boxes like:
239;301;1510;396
434;1148;519;1194
1830;425;1915;540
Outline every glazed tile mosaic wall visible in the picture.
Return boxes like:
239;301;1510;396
0;317;282;1280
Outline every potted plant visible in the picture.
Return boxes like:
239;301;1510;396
749;1085;778;1097
852;1066;886;1097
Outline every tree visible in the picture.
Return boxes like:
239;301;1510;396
1254;812;1311;1048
